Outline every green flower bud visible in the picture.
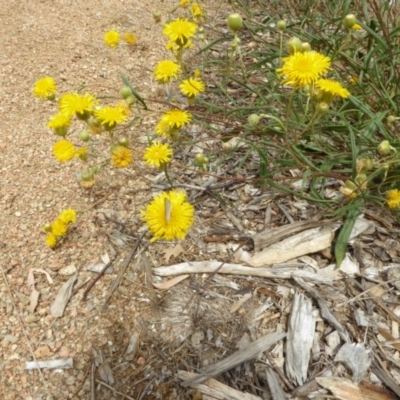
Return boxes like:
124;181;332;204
354;173;367;186
55;126;68;137
377;140;392;155
301;42;311;52
47;93;56;101
79;131;90;142
344;14;356;30
286;37;303;54
76;110;91;121
125;95;136;107
43;223;52;233
118;136;129;147
316;102;329;113
227;13;243;32
153;12;161;23
277;20;286;31
120;86;132;99
387;115;398;124
248;114;261;126
195;153;209;166
81;170;94;181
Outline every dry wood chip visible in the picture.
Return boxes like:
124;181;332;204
334;343;371;382
25;358;73;370
180;331;286;387
177;370;263;399
248;223;340;267
286;293;315;385
265;368;286;400
153;261;334;284
50;274;77;318
294;277;351;343
316;377;399;400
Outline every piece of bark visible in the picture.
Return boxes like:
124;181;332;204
317;376;399;400
335;343;371;382
251;220;334;252
180;331;286;387
294;277;351;343
50;274;77;318
286;293;315;385
265;368;286;400
25;358;73;370
248;223;340;267
153;261;334;284
177;370;263;400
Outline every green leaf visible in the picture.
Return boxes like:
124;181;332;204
334;204;362;268
120;73;148;110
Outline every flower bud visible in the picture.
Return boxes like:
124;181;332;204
316;102;329;113
43;223;52;233
377;140;392;155
47;93;56;101
227;13;243;32
76;110;91;121
344;14;356;29
120;86;132;99
277;20;286;31
55;126;68;137
125;95;136;107
118;136;129;147
195;153;209;166
248;114;261;126
354;173;367;187
301;42;311;52
153;12;161;23
387;115;398;124
286;37;303;54
79;131;90;142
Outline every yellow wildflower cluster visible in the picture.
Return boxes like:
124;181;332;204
44;209;77;248
104;30;137;48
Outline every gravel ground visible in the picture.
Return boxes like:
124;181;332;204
0;0;211;398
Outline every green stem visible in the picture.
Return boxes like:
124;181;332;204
163;163;174;189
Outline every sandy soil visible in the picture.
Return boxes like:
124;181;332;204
0;0;216;398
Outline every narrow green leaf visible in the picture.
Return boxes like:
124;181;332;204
120;73;148;110
334;204;362;268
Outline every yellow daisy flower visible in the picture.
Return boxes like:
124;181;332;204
47;113;71;130
352;23;363;31
94;105;128;130
142;190;195;241
163;18;197;47
179;0;190;6
123;32;137;45
59;92;96;119
316;79;350;100
33;77;57;100
51;219;68;237
155;119;173;138
386;189;400;209
179;78;205;98
53;140;76;162
111;146;133;168
154;60;182;83
104;30;120;48
46;233;57;248
75;147;88;161
277;51;331;88
144;142;173;168
59;209;77;224
162;109;192;129
191;3;204;18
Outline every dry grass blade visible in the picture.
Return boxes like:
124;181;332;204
177;370;263;400
180;331;286;386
